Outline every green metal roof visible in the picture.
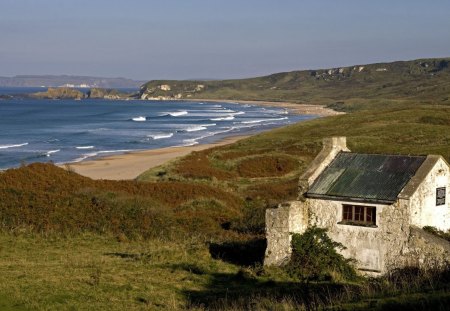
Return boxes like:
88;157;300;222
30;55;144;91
306;152;427;204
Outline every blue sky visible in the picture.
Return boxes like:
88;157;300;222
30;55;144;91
1;0;449;80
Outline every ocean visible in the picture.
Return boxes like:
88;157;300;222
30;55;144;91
0;87;315;170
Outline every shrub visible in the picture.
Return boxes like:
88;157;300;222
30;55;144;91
285;227;357;281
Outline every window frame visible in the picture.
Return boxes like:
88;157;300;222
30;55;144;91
340;204;377;227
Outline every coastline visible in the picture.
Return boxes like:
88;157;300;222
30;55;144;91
185;99;343;116
65;135;250;180
65;101;340;180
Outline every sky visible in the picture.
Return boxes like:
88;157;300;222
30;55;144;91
1;0;450;81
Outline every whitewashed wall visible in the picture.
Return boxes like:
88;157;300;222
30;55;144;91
409;157;450;231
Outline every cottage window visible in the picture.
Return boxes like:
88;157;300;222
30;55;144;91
341;204;376;226
436;187;446;206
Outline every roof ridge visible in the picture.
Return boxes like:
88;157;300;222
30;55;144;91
341;151;427;158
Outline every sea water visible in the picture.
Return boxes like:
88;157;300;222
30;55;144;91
0;88;315;169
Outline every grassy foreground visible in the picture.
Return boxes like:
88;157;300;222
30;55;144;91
0;232;449;310
0;233;239;310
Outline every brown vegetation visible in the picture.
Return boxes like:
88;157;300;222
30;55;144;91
237;155;299;178
0;163;242;239
174;150;237;180
245;177;299;203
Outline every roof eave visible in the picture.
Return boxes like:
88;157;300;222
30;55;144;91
306;193;396;205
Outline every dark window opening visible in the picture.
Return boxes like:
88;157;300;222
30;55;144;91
341;204;376;226
436;187;446;206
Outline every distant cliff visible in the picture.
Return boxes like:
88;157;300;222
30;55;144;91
0;75;144;88
139;57;450;111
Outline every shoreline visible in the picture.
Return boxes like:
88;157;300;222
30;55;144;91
185;99;342;116
65;135;250;180
65;101;340;180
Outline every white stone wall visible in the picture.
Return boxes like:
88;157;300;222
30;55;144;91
307;199;405;274
265;197;413;274
264;201;308;266
409;158;450;231
265;195;449;274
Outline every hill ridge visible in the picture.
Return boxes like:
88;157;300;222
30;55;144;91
140;57;450;110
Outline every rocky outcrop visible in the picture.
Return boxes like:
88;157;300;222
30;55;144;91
87;88;136;100
7;87;138;101
139;82;207;100
30;87;85;100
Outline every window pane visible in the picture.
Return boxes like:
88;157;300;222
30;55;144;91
366;207;376;225
366;208;372;222
343;205;352;221
355;206;364;221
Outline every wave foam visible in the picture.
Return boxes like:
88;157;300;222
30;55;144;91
210;115;235;121
148;133;174;140
169;110;188;117
181;139;199;146
0;143;29;149
46;149;60;157
132;116;146;122
185;125;207;132
241;117;288;124
72;149;133;163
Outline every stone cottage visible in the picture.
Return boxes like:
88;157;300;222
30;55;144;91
265;137;450;275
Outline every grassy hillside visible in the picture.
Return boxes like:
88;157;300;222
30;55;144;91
138;105;450;213
140;57;450;111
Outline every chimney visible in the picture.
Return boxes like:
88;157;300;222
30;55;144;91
298;137;349;200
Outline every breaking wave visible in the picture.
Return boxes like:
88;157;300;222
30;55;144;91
71;149;133;163
184;125;208;132
132;116;146;122
168;110;188;117
0;143;29;149
181;139;199;146
241;117;288;124
147;133;174;140
210;115;235;121
45;149;60;157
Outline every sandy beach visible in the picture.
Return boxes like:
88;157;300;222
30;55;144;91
67;101;339;180
67;135;249;180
